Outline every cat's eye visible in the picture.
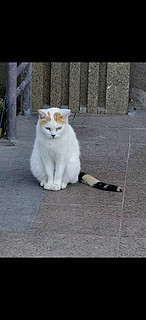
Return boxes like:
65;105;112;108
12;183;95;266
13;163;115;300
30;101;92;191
56;127;62;131
45;127;51;130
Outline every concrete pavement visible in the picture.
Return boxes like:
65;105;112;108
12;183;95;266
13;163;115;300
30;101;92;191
0;110;146;257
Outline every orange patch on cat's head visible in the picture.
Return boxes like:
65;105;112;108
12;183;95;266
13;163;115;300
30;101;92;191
54;112;66;124
38;110;51;126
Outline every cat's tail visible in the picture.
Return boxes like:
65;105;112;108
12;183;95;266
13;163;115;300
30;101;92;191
78;172;122;192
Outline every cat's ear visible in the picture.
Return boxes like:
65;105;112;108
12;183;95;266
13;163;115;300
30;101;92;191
38;109;47;119
60;109;71;120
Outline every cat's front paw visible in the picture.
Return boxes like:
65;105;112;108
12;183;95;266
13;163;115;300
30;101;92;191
50;183;67;191
44;182;53;190
51;183;61;191
61;182;67;189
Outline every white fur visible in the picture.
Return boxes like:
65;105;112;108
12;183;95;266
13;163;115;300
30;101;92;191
30;107;80;191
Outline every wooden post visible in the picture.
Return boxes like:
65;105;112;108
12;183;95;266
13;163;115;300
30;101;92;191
17;62;29;77
6;62;17;139
22;63;32;115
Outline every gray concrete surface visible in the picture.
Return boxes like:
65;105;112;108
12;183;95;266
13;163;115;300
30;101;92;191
0;110;146;257
0;114;44;232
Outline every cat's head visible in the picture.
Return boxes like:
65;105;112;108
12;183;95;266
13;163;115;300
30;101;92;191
38;107;71;139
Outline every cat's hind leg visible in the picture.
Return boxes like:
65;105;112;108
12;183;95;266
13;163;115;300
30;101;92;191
61;156;80;189
30;144;47;186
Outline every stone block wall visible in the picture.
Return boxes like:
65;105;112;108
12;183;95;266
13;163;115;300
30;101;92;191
3;62;146;115
1;62;146;115
130;62;146;93
106;63;130;114
31;62;131;115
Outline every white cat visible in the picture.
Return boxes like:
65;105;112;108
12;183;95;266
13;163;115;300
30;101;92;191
30;107;122;192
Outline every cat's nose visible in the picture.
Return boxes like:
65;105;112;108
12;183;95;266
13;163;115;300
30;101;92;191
51;134;55;138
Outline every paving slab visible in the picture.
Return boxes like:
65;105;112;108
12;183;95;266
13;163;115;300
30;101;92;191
122;183;146;213
0;114;45;232
29;204;122;237
80;159;126;186
0;110;146;257
118;237;146;257
0;231;119;257
37;182;123;208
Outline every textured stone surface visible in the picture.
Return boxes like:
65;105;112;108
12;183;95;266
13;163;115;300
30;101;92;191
69;62;80;112
130;62;146;93
2;62;146;117
80;140;128;162
80;159;126;187
129;87;146;111
43;62;51;105
31;62;131;115
74;112;132;127
120;209;146;238
30;204;122;236
32;63;44;111
98;62;107;108
80;62;88;109
87;62;99;113
50;62;62;107
0;232;119;257
123;183;146;212
106;62;130;115
61;62;69;105
118;237;146;257
37;182;123;208
0;114;44;232
1;110;146;257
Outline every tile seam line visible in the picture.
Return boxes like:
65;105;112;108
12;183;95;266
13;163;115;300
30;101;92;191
33;202;122;209
117;128;132;256
130;127;146;130
73;125;133;128
121;128;132;210
27;190;46;232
